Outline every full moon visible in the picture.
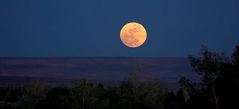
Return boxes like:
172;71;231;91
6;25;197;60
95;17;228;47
120;22;147;48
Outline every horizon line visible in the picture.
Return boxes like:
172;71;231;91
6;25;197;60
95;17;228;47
0;56;189;59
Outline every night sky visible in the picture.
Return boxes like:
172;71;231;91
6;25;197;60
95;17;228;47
0;0;239;57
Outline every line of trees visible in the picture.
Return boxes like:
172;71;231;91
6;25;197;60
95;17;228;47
0;45;238;109
0;79;172;109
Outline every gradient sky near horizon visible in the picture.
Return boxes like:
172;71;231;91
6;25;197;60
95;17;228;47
0;0;239;57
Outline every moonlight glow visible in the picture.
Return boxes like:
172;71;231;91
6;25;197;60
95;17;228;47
120;22;147;48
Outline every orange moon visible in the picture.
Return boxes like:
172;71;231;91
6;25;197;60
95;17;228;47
120;22;147;48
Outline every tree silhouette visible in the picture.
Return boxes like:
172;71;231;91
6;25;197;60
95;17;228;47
180;45;239;109
17;81;48;109
176;88;185;109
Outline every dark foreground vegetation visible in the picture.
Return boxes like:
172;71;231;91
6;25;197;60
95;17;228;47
0;45;239;109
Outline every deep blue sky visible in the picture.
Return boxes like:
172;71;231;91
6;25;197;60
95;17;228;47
0;0;239;57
